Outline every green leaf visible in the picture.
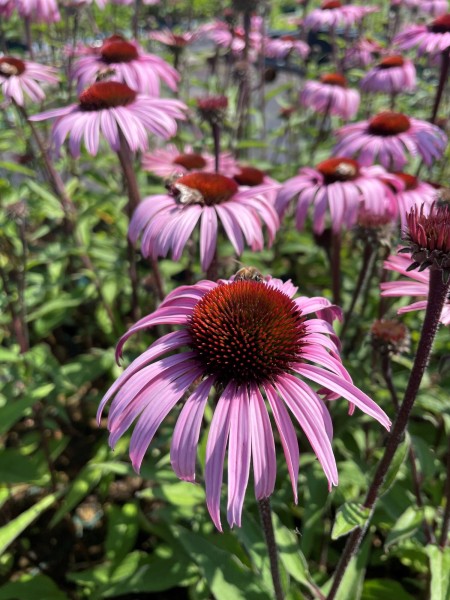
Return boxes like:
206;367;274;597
173;526;271;600
0;396;38;436
0;492;60;556
379;433;410;496
271;513;313;588
385;506;423;550
104;503;139;566
331;503;371;540
362;579;415;600
0;449;46;484
0;574;67;600
322;538;370;600
427;545;450;600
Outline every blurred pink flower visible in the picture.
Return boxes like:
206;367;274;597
149;29;200;49
129;172;280;270
0;56;58;106
388;172;438;226
142;144;239;178
264;35;310;60
276;157;397;234
300;73;360;120
98;274;390;529
71;35;179;95
304;1;377;31
361;55;416;94
400;0;448;17
201;17;262;58
344;37;383;69
0;0;15;17
334;111;448;169
30;81;186;156
394;14;450;55
16;0;60;21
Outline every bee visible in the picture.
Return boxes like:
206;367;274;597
171;183;204;206
95;67;116;82
234;266;263;282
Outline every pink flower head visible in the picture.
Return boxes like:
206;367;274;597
344;37;383;69
149;29;200;49
0;0;15;18
388;172;438;226
264;35;310;60
394;14;450;56
98;272;390;530
401;0;449;17
201;17;262;58
0;56;58;106
129;172;280;271
304;0;377;31
360;55;416;94
334;111;448;169
381;251;450;324
300;73;360;120
15;0;60;22
71;35;179;95
30;81;186;157
276;157;397;234
142;144;239;179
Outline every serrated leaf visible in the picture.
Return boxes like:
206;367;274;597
427;545;450;600
385;506;423;550
332;502;370;540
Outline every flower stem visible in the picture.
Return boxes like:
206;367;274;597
212;123;221;173
331;231;341;306
431;48;450;124
258;498;284;600
327;268;450;600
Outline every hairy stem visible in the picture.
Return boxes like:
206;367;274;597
431;49;450;124
258;498;284;600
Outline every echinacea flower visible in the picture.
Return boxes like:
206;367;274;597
149;29;200;49
360;55;416;94
30;81;186;156
0;57;58;106
129;172;279;271
142;144;239;178
394;14;450;56
71;35;179;95
300;74;360;120
0;0;15;17
16;0;60;22
98;271;390;530
276;157;397;234
304;1;377;31
408;0;449;17
343;37;383;69
334;111;448;169
388;172;437;225
201;17;262;58
264;35;310;60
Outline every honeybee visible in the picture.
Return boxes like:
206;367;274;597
95;67;116;82
172;182;204;206
234;266;263;282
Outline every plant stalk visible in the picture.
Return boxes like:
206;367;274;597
258;498;284;600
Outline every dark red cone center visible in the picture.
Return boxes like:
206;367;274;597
321;0;342;8
0;57;26;77
100;39;139;63
317;158;360;184
393;172;418;191
79;81;137;110
368;112;411;136
234;166;265;186
429;14;450;34
188;280;306;385
173;153;207;170
377;55;405;69
320;73;348;87
173;172;238;206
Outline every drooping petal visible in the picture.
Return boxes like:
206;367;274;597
249;384;276;500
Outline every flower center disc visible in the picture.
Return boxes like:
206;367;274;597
173;153;207;170
100;39;139;63
393;172;418;191
377;55;405;69
368;112;411;136
79;81;137;110
234;166;265;186
429;14;450;34
188;281;306;385
174;172;238;206
317;158;360;183
371;319;408;345
320;73;348;87
321;0;342;9
0;57;26;77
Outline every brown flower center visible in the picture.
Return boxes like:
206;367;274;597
79;81;137;110
371;319;408;344
377;55;405;69
316;158;360;184
188;280;306;385
0;57;26;77
100;38;139;64
172;172;238;206
368;112;411;136
321;0;342;8
173;153;207;170
393;172;418;191
234;166;265;187
320;73;348;87
428;14;450;34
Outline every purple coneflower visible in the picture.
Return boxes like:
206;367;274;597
300;74;360;120
304;0;377;31
343;37;383;69
334;111;448;169
16;0;60;22
142;144;239;179
30;81;186;156
0;56;58;106
394;13;450;55
71;35;179;95
0;0;15;17
129;172;279;271
98;271;390;530
149;29;199;49
264;35;310;60
388;172;438;225
360;55;416;94
276;157;397;234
